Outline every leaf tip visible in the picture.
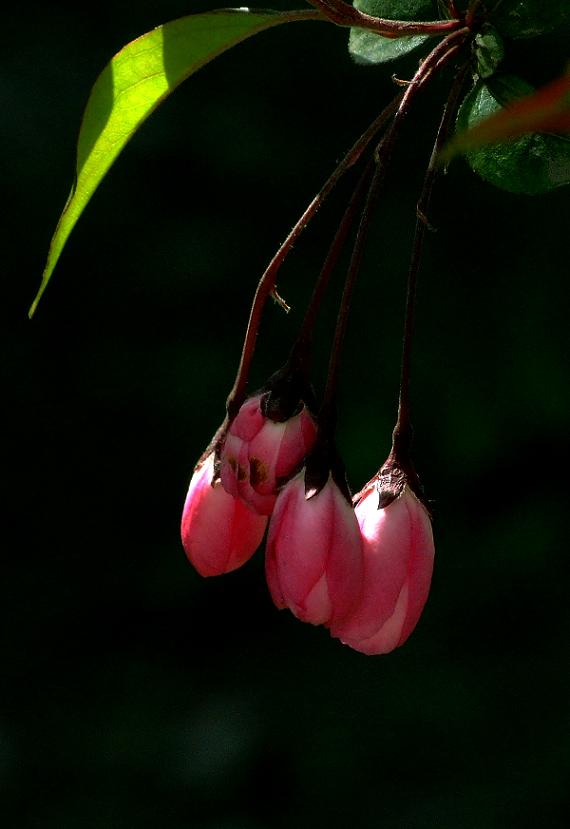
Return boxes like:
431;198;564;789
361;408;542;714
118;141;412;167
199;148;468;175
28;293;40;319
28;269;51;319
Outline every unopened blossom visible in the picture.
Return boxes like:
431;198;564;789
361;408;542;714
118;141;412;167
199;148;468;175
332;482;434;654
220;393;317;515
265;471;363;626
181;451;267;577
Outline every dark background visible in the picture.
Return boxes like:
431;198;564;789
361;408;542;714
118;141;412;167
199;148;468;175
3;2;569;826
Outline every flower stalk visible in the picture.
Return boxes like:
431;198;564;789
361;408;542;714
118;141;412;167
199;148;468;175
183;12;478;656
390;60;472;493
292;157;376;366
322;28;471;435
225;95;402;420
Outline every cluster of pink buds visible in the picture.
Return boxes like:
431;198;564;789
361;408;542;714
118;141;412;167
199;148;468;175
181;369;435;654
179;40;447;654
182;363;318;574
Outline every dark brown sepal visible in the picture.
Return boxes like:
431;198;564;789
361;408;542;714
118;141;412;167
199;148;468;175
260;357;315;423
303;435;352;504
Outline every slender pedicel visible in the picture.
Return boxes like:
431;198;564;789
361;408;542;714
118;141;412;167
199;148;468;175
226;94;403;419
293;157;376;364
322;30;471;430
391;60;472;486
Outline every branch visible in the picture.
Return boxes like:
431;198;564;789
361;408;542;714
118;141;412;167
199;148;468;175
306;0;462;39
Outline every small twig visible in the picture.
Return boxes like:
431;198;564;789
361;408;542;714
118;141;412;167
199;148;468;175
392;75;412;87
271;287;291;313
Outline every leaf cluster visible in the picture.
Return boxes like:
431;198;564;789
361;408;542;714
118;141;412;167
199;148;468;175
349;0;570;193
31;0;570;316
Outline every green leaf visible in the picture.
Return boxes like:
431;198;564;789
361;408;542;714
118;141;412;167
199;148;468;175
456;76;570;194
348;0;435;64
491;0;570;39
30;9;319;317
441;70;570;161
473;25;504;80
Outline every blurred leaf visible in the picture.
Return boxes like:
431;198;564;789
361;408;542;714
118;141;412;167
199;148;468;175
348;0;435;64
473;25;504;79
491;0;570;39
452;75;570;194
442;70;570;158
30;9;319;317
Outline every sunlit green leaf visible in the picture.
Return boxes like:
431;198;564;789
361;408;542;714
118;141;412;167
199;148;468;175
348;0;435;64
455;76;570;195
30;9;320;317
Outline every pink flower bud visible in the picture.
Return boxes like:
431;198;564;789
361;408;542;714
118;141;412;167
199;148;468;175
332;483;434;655
181;451;268;577
265;472;363;626
220;394;317;515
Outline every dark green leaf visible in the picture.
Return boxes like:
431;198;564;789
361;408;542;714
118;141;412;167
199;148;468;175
30;9;319;317
474;25;504;79
456;76;570;194
491;0;570;39
487;74;535;106
348;0;436;64
441;71;570;160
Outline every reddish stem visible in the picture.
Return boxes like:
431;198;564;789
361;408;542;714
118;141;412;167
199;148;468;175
466;0;485;28
390;59;472;485
322;28;470;430
226;95;401;419
294;156;377;362
321;166;380;428
444;0;461;20
307;0;462;38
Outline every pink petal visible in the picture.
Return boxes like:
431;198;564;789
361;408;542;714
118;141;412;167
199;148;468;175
247;421;287;495
181;453;268;577
325;483;364;626
266;474;331;623
220;434;247;499
265;527;286;609
333;486;434;654
274;408;317;479
230;395;265;441
396;494;434;646
278;481;333;622
335;489;413;641
302;572;333;625
265;474;362;627
237;476;277;516
341;584;410;655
